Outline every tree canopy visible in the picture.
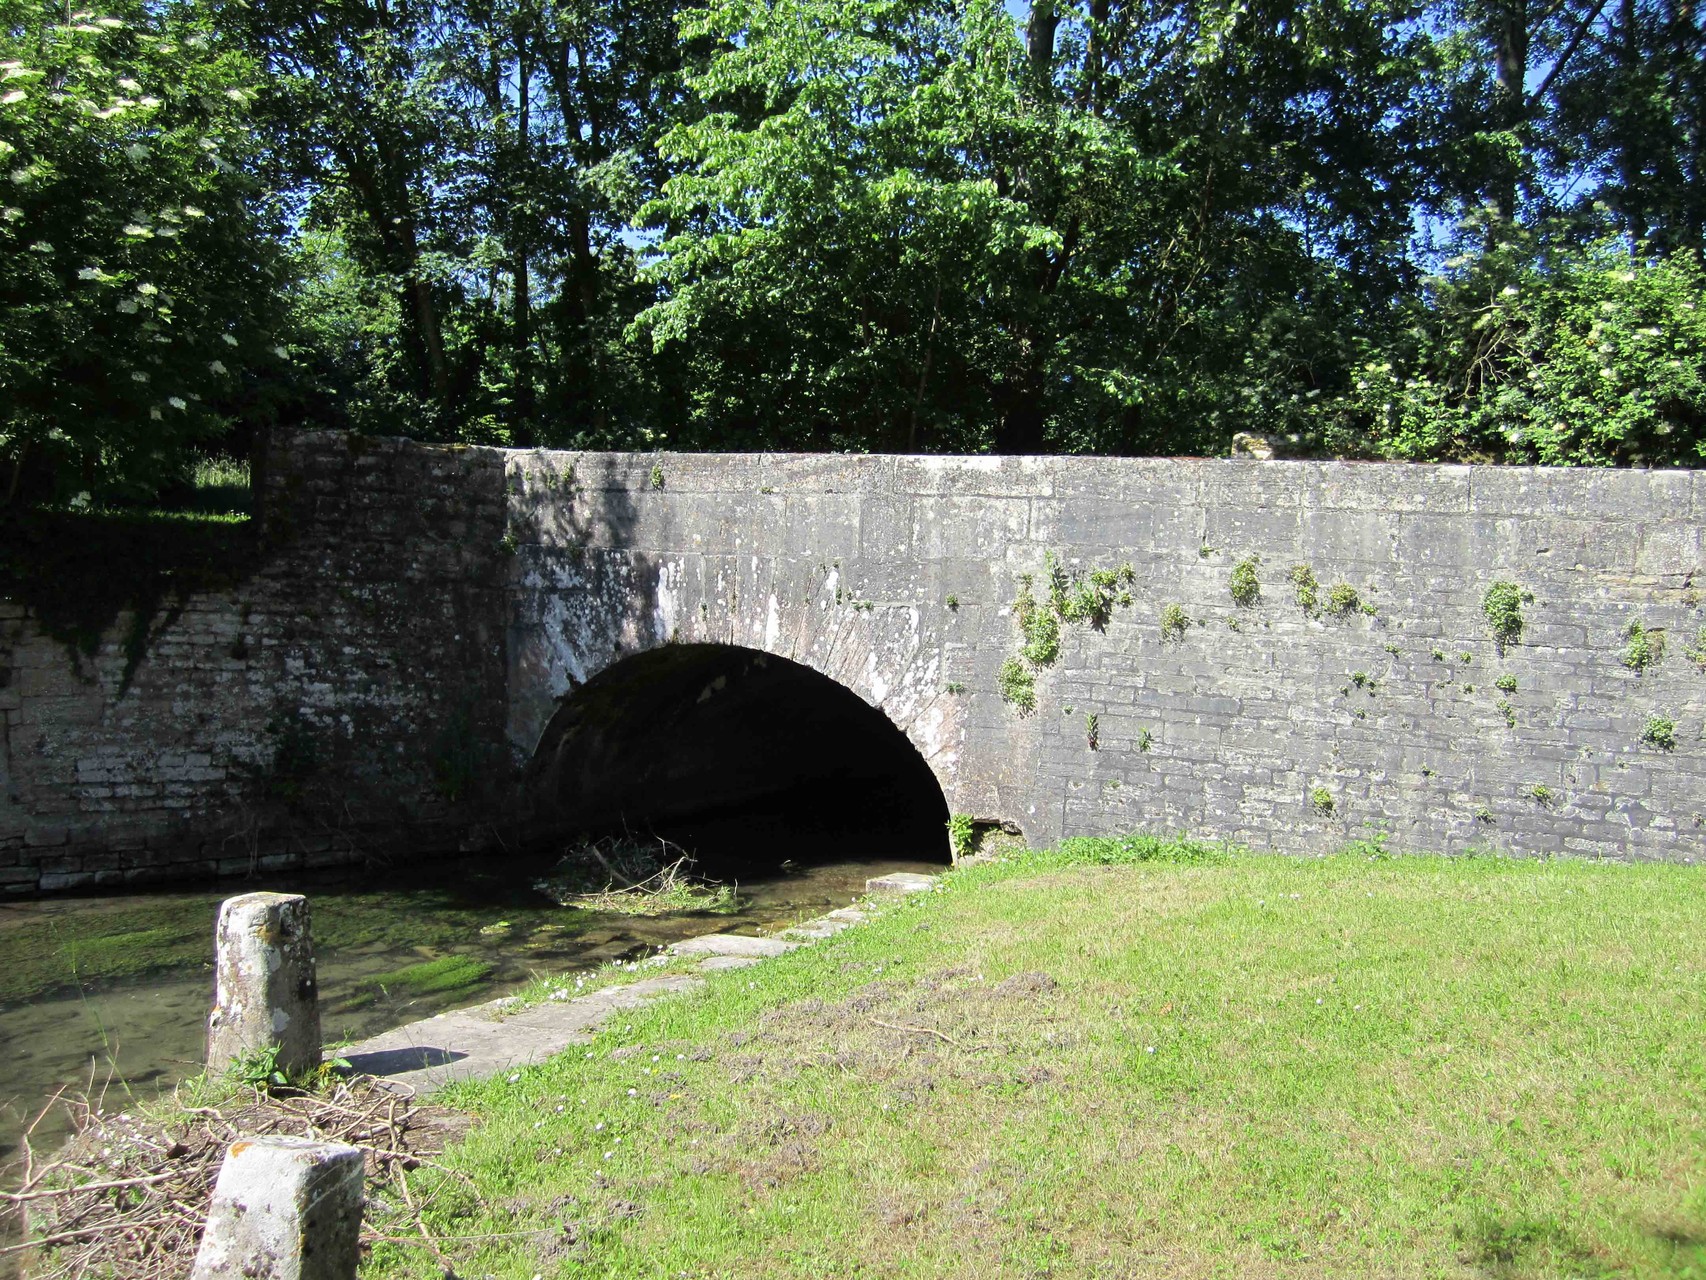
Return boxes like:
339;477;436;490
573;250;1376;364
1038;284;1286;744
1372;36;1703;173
2;0;1703;501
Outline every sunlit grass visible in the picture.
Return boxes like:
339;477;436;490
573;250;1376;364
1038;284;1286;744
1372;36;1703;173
369;843;1706;1279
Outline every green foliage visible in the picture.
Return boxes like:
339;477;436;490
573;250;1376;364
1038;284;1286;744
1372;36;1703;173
1641;716;1677;750
8;0;1706;488
1229;556;1261;608
1495;698;1517;728
1481;581;1533;650
1495;674;1518;693
1310;787;1335;816
1051;833;1231;866
1325;583;1362;617
1004;556;1133;715
1330;229;1706;467
1160;603;1190;642
1019;602;1061;666
1684;628;1706;672
1057;560;1136;630
649;463;665;491
997;657;1036;715
1137;727;1153;753
1529;784;1555;805
0;1;286;503
1084;713;1099;751
1288;565;1320;613
1341;827;1391;859
226;1043;290;1091
1621;619;1664;673
944;681;966;695
946;813;976;859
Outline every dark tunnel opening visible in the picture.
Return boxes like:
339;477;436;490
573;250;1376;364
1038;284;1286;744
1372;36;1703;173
526;645;952;877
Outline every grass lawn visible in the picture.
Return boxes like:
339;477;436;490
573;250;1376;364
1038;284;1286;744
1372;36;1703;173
376;842;1706;1279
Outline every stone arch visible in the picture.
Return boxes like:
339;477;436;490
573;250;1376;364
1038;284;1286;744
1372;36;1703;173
524;643;953;869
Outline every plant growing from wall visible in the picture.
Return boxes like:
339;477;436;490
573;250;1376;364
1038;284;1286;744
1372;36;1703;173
1642;716;1677;750
1529;784;1555;806
1000;555;1135;715
1085;713;1100;751
1481;581;1532;651
1138;727;1153;752
1015;574;1061;666
1325;582;1364;617
1289;564;1319;613
947;812;976;859
1229;556;1261;608
997;657;1036;715
1495;674;1518;693
1684;627;1706;672
649;463;665;490
1495;698;1517;728
1310;786;1335;816
944;681;966;695
1047;552;1135;628
1622;620;1664;673
1160;603;1190;641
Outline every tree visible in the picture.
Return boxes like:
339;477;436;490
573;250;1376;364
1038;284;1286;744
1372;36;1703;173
0;0;285;504
635;0;1430;454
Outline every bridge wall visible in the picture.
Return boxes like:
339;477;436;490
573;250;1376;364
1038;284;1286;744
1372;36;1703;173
4;430;1705;893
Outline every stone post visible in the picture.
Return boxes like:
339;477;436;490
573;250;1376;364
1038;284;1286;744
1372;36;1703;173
188;1137;364;1280
206;892;321;1077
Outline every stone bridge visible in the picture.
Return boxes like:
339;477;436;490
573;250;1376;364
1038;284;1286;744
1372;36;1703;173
3;429;1705;893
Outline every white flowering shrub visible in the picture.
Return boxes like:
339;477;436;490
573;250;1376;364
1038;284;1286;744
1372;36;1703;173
1323;218;1706;466
0;1;284;503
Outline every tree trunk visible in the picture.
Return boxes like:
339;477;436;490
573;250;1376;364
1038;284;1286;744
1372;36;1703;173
1491;0;1529;221
513;35;536;441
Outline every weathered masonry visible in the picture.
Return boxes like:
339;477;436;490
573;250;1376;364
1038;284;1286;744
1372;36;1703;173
3;430;1704;893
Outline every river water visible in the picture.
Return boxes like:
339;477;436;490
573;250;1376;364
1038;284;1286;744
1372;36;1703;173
0;851;940;1165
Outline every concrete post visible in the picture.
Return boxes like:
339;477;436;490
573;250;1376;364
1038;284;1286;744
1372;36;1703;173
206;892;322;1077
189;1137;365;1280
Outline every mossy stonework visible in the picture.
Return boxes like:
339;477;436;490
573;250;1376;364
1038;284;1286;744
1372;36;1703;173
3;434;1706;892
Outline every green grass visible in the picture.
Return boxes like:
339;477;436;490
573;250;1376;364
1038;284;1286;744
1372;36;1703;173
370;841;1706;1279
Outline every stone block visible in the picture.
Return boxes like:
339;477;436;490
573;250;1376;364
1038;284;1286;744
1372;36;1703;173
189;1137;363;1280
207;893;321;1077
671;933;796;959
866;871;940;895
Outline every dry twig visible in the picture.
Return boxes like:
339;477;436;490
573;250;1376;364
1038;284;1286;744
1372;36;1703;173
2;1076;472;1280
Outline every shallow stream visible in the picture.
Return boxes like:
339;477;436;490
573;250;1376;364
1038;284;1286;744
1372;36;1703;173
0;851;939;1165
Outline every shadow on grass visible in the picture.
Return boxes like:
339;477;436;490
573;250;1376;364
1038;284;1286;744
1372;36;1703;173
1460;1214;1619;1278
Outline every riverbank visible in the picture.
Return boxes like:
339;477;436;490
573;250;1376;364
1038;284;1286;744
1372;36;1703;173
369;838;1706;1278
0;853;942;1163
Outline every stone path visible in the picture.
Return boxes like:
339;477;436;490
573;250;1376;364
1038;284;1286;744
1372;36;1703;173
343;871;938;1095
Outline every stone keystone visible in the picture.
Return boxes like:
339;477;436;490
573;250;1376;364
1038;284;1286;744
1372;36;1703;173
206;892;322;1077
189;1136;364;1280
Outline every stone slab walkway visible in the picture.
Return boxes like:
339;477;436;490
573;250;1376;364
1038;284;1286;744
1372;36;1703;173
342;872;937;1095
